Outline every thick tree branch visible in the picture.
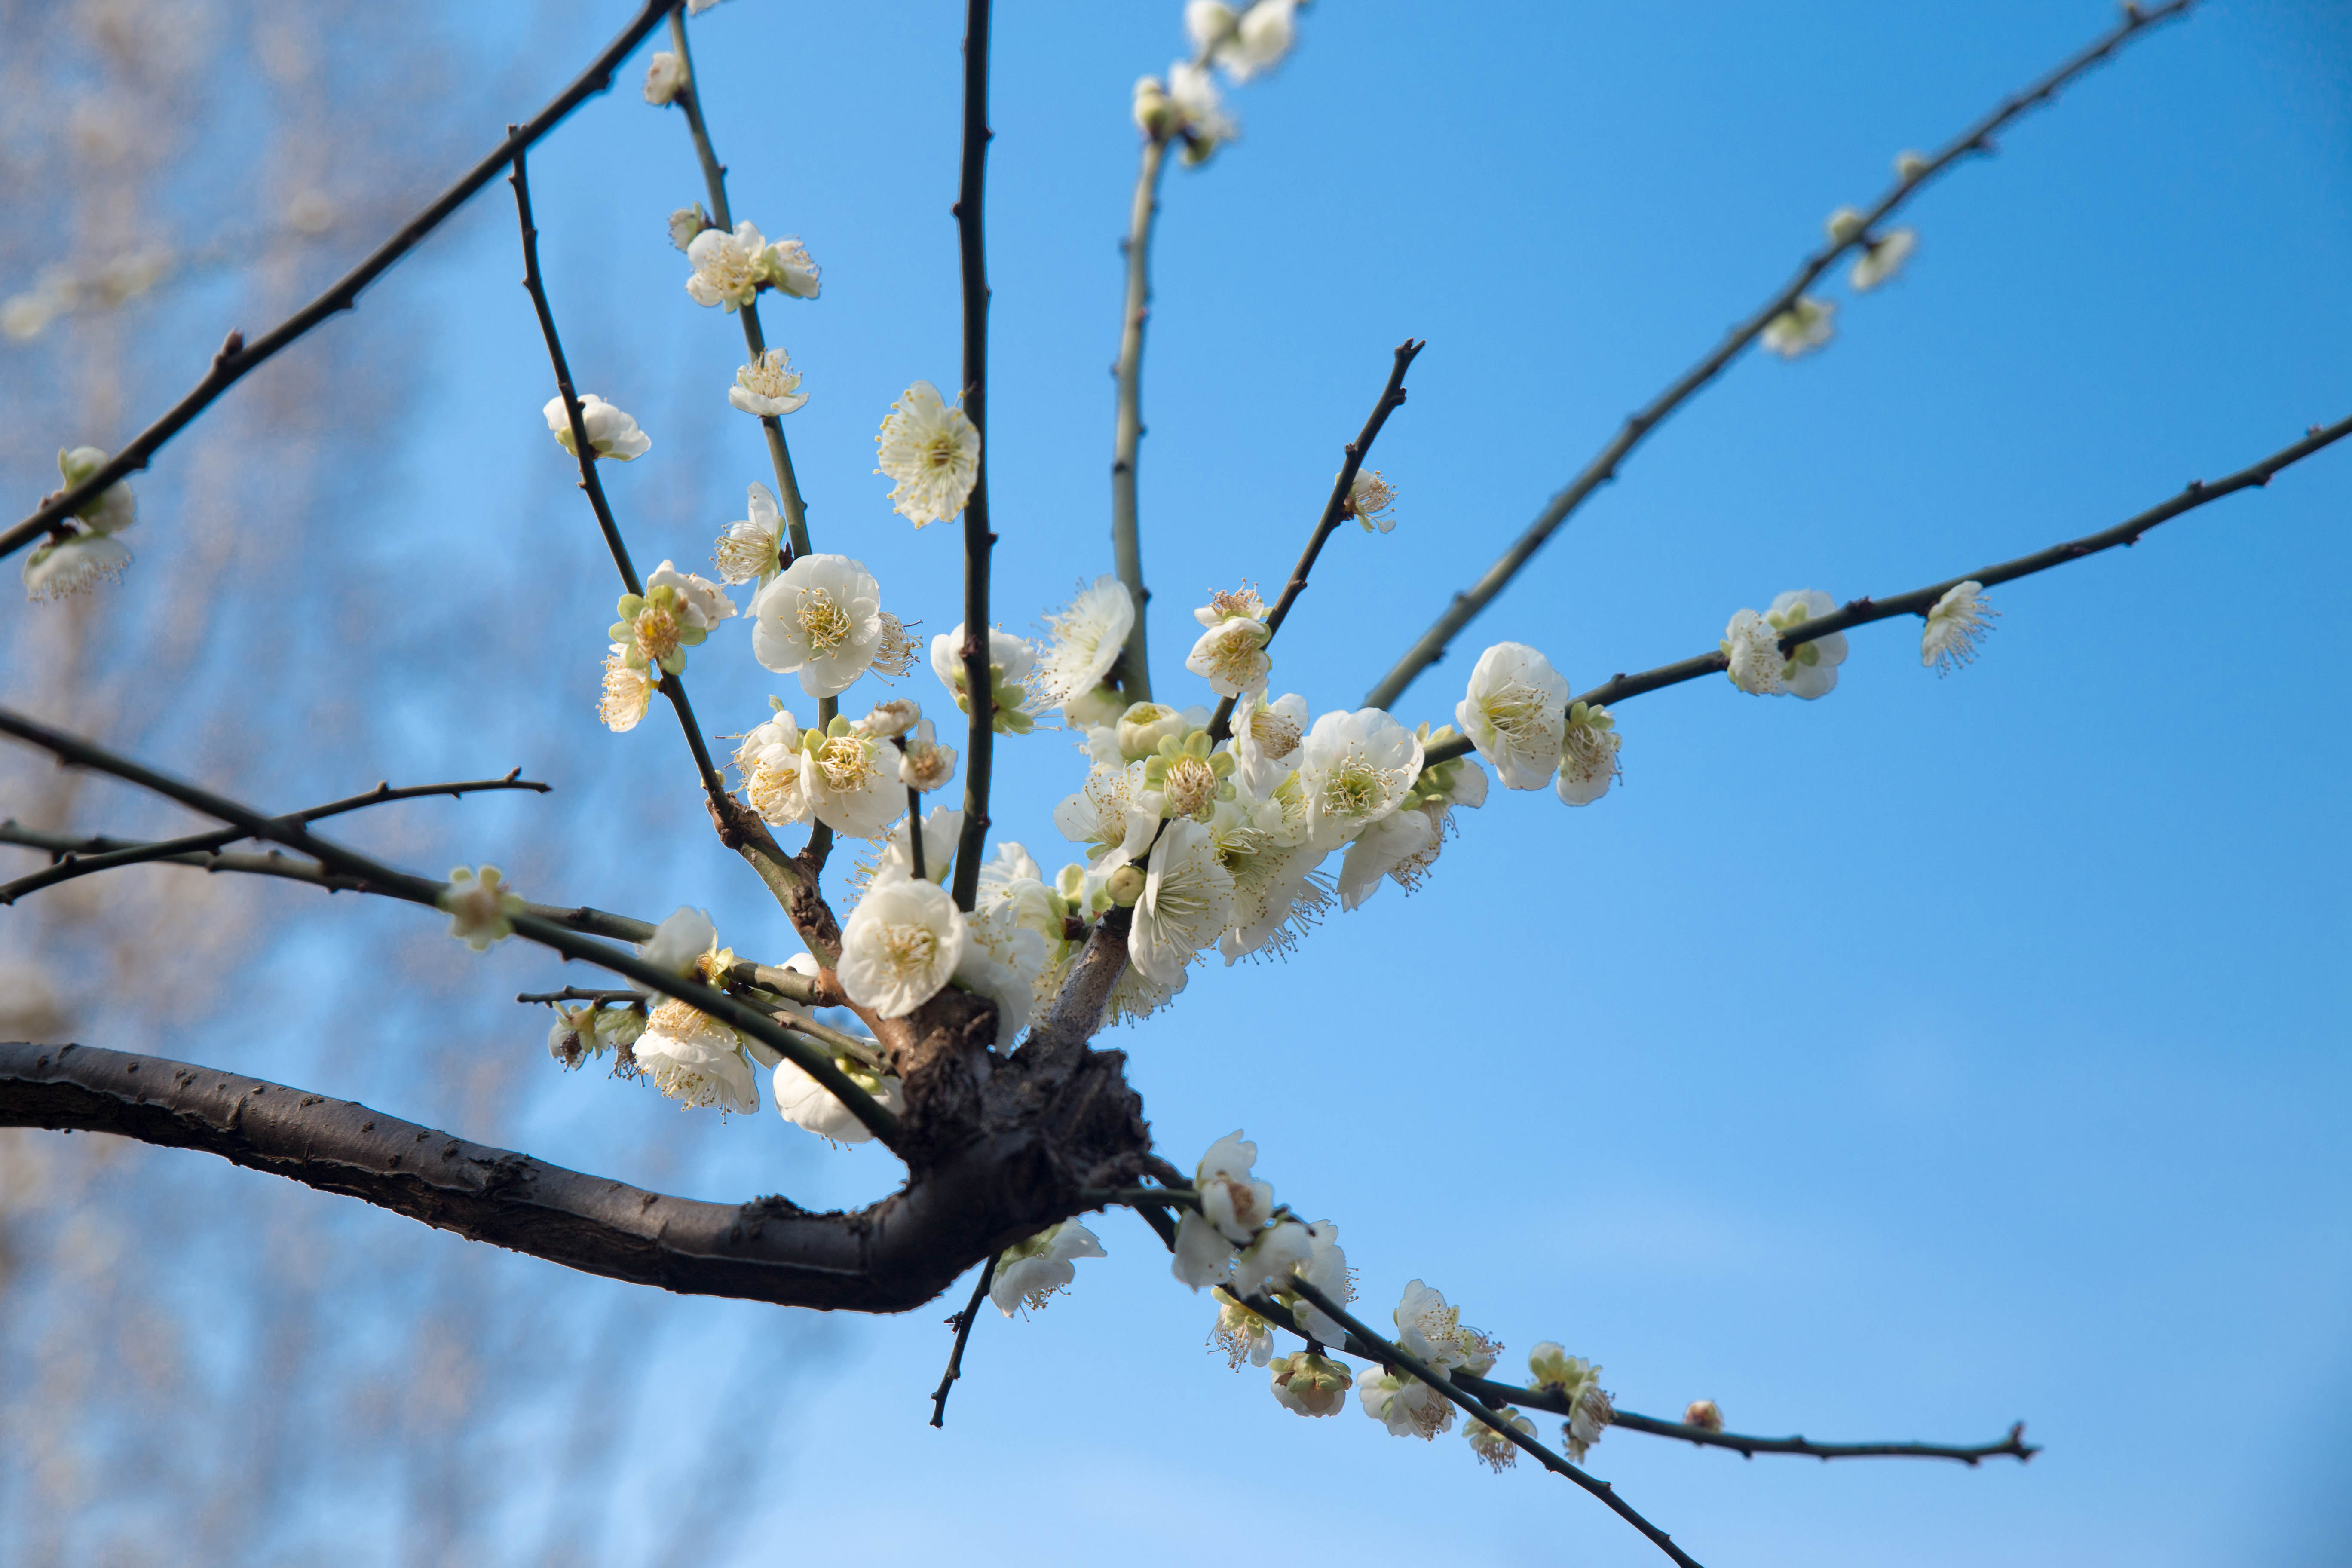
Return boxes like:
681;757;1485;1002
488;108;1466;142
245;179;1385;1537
1422;408;2351;761
950;0;998;912
0;0;679;561
1109;134;1172;705
1362;0;2196;711
1207;339;1423;740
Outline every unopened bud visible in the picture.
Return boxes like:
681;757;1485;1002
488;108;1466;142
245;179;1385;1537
1683;1399;1723;1432
1106;864;1145;906
1825;206;1866;244
1894;150;1929;181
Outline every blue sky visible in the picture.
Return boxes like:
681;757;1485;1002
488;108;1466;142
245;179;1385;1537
70;1;2352;1563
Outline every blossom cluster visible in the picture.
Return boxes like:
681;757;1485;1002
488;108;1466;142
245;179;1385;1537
1761;176;1925;360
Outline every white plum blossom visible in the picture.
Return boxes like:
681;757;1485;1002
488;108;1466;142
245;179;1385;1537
712;483;784;587
1210;1289;1276;1369
1336;805;1435;911
1684;1399;1725;1432
1358;1369;1455;1440
1298;708;1424;851
875;380;980;527
1186;613;1272;700
1761;295;1836;359
1231;1219;1313;1297
642;49;686;105
598;643;658;732
1127;817;1237;988
1166;61;1236;164
1528;1342;1616;1462
634;998;759;1113
991;1220;1106;1316
666;204;707;251
544;393;651;460
1393;1280;1500;1377
1269;1351;1352;1417
1219;834;1329;963
1035;575;1135;714
1721;609;1788;696
685;221;775;312
836;874;965;1018
644;560;736;632
1052;761;1157;877
55;446;135;535
734;711;814;827
1286;1221;1356;1344
750;553;886;698
1231;690;1307;798
956;892;1049;1040
801;725;904;837
930;623;1039;736
1851;228;1919;291
545;1004;604;1070
1457;641;1570;790
729;349;808;418
1556;701;1622;806
1172;1130;1274;1289
771;1052;903;1145
21;532;130;601
1767;588;1848;699
899;718;959;793
634;906;718;992
438;866;521;951
1921;579;1997;673
1464;1409;1538;1472
764;236;821;300
856;697;922;741
1347;468;1398;533
868;805;962;889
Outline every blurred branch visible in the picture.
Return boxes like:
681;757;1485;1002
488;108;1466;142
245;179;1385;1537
517;988;642;1007
1423;408;2352;760
1470;1385;2040;1465
949;0;998;913
0;771;549;904
1284;1277;1706;1568
1207;339;1423;740
1;0;680;561
1362;0;2198;711
928;1256;995;1427
1108;133;1171;705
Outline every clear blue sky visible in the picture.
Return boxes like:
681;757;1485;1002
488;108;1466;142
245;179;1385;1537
122;1;2352;1563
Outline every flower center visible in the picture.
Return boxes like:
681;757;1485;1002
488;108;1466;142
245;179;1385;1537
796;588;852;655
632;604;680;662
1479;679;1552;749
815;735;877;790
1248;708;1300;760
1163;755;1219;820
1324;755;1388;820
878;922;938;979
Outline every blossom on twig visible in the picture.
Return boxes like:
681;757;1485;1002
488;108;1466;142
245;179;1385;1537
875;380;980;527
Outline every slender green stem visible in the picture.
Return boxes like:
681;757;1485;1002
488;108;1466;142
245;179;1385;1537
1109;135;1170;705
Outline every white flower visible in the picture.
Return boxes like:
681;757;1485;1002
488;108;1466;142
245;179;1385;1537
1128;818;1237;987
930;624;1039;736
1228;1217;1317;1301
1393;1280;1499;1377
801;726;904;837
729;349;808;418
1167;61;1236;164
634;906;718;993
598;643;658;732
644;560;736;631
874;380;980;527
1851;227;1918;291
635;998;759;1113
899;718;959;793
871;805;962;889
956;891;1048;1040
1721;608;1788;696
1556;701;1621;806
1269;1351;1352;1417
750;553;886;698
1347;468;1398;533
1171;1130;1274;1288
764;236;821;300
1824;206;1868;245
1921;579;1997;674
1464;1409;1537;1472
870;612;922;681
642;49;686;105
1761;295;1836;359
1298;708;1424;851
594;1006;646;1053
772;1051;903;1144
56;446;134;534
712;483;784;586
544;393;651;461
837;875;965;1018
546;1004;606;1070
1218;834;1329;963
1766;588;1848;700
856;697;922;741
21;532;130;601
438;866;521;951
1286;1221;1355;1344
991;1220;1106;1316
1457;641;1570;790
1035;575;1135;712
1185;616;1271;699
685;220;770;312
1211;1288;1276;1369
1231;691;1308;799
734;712;813;826
1528;1343;1615;1462
1052;762;1158;874
1358;1369;1455;1440
666;205;706;252
1335;804;1435;911
1215;0;1301;80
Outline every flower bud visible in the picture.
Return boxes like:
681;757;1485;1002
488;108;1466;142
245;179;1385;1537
1684;1398;1724;1432
642;50;687;106
1895;150;1929;181
1106;864;1145;906
1269;1351;1351;1417
1825;206;1866;244
1115;701;1190;763
1133;75;1177;138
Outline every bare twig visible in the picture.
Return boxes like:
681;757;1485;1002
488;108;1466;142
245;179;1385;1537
928;1256;997;1427
949;0;997;913
1;0;679;561
1207;339;1423;740
0;771;549;904
1362;0;2198;711
1285;1277;1705;1568
517;988;643;1008
1423;409;2352;761
1108;133;1172;704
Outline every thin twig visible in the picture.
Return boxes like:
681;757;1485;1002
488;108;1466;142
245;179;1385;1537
1285;1278;1705;1568
948;0;997;913
928;1256;997;1427
0;0;678;561
0;771;549;904
1207;339;1423;740
1108;133;1172;705
1361;0;2198;711
517;988;643;1007
1423;409;2352;761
